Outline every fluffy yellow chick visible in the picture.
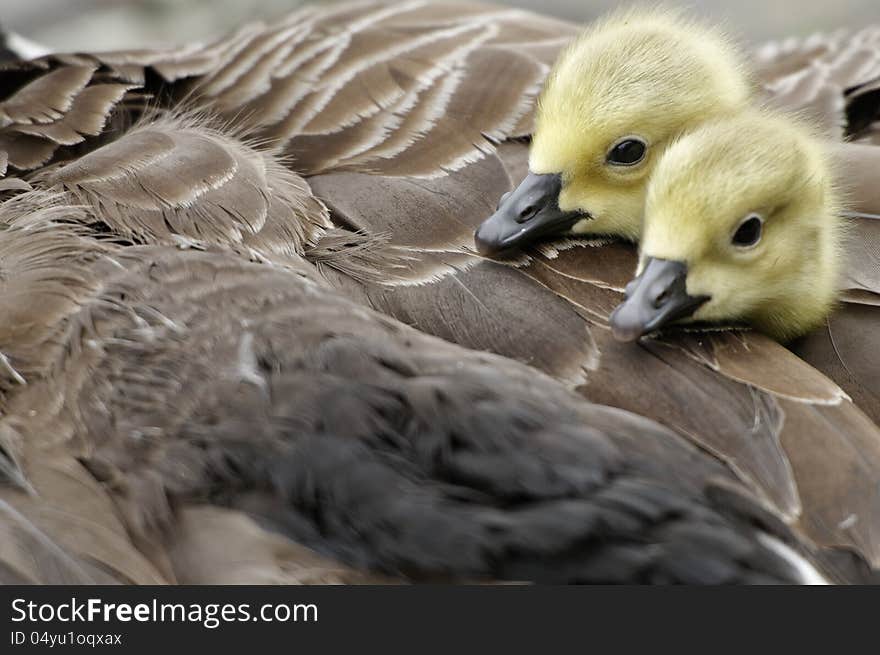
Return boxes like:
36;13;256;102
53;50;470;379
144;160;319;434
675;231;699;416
610;108;842;342
475;8;751;255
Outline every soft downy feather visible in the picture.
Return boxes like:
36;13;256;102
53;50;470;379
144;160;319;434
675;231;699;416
0;191;114;399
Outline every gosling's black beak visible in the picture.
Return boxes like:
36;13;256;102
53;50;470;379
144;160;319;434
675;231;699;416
609;257;710;342
474;172;582;256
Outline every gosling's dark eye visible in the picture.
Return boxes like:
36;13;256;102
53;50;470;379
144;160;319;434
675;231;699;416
732;215;763;248
607;138;647;166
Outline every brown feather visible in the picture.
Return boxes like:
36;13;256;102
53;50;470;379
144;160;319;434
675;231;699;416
13;84;135;146
48;113;330;255
0;65;96;126
756;26;880;136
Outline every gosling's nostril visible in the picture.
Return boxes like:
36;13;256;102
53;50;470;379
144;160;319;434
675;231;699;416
518;204;536;220
653;287;671;309
496;191;511;210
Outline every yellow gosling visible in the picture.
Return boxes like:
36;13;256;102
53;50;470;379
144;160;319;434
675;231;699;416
610;109;842;342
475;8;752;255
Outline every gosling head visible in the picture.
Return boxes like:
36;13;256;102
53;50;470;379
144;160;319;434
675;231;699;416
475;8;751;256
610;109;841;343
